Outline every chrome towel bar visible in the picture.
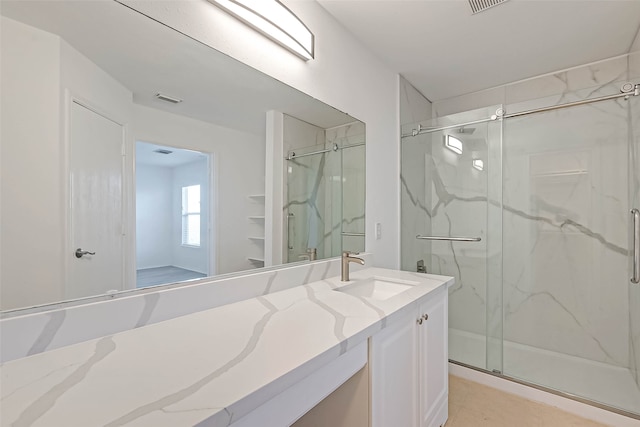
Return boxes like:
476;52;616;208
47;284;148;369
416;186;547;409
416;235;481;242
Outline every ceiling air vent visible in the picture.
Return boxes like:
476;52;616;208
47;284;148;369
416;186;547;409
154;149;173;155
155;93;183;104
468;0;509;14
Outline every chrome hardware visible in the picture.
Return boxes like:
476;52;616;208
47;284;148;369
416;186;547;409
341;251;365;282
298;247;317;261
422;314;429;321
621;83;635;93
75;248;96;258
632;209;640;284
416;235;481;242
286;212;294;250
403;84;639;139
417;317;423;325
417;259;427;273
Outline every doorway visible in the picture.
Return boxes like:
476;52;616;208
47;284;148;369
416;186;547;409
135;141;211;288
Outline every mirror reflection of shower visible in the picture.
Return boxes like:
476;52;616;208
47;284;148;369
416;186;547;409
283;115;366;263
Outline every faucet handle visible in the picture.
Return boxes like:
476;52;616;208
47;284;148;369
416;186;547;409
343;250;360;257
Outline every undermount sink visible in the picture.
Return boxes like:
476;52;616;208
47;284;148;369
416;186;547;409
335;277;419;300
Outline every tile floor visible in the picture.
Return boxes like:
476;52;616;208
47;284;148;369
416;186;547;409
447;375;611;427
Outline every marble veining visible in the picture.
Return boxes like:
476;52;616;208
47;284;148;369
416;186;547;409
134;293;160;329
402;53;638;376
261;272;278;296
26;311;66;357
0;268;452;427
16;336;116;427
104;298;279;427
1;256;371;364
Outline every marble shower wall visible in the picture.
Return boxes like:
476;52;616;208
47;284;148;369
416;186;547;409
502;94;630;367
430;52;640;372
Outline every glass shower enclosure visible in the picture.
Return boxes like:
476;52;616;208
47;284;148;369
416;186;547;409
285;126;365;263
401;83;640;417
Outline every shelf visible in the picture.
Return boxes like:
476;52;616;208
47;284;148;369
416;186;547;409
248;216;265;220
248;257;265;263
248;194;266;199
248;236;265;241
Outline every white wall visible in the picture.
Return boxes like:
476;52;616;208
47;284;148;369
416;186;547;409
121;0;401;268
1;17;63;310
136;164;173;269
1;17;132;310
171;158;209;274
132;104;265;275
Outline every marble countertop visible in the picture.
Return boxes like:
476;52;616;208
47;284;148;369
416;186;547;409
0;268;453;427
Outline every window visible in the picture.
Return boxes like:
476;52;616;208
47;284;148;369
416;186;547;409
181;185;201;247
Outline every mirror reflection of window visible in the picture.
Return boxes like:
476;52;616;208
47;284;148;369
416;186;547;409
182;185;201;247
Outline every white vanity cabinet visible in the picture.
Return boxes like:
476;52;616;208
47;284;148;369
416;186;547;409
370;286;448;427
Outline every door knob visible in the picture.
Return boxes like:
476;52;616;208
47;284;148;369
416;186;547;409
75;248;96;258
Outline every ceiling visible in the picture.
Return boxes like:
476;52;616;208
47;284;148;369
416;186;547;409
136;142;207;168
317;0;640;101
2;1;356;135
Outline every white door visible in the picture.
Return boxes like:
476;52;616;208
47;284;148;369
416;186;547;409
68;101;124;299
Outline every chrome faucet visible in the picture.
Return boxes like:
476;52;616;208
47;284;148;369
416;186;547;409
341;251;365;281
298;247;318;261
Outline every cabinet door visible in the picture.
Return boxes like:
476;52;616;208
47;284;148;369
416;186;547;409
418;289;448;427
370;310;418;427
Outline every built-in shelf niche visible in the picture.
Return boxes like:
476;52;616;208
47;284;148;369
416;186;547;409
247;195;266;266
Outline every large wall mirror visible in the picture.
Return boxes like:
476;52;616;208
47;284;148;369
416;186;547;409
0;0;365;313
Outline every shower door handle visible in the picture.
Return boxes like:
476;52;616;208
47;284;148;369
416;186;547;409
416;235;482;242
632;209;640;284
286;212;294;250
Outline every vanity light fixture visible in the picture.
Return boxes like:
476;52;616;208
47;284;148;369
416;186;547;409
208;0;314;60
444;135;463;155
472;159;484;171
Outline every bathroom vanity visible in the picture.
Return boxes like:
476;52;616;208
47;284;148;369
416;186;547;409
0;268;452;427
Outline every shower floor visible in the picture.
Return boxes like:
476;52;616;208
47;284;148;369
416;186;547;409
450;328;640;416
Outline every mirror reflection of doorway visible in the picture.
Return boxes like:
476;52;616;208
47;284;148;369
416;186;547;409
135;141;211;288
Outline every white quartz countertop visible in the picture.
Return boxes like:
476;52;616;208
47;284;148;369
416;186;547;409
0;268;453;427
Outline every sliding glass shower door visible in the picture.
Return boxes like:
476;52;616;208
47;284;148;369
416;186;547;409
284;133;366;264
400;105;503;372
501;89;640;416
400;83;640;418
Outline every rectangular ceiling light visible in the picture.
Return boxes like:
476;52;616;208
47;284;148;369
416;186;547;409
207;0;314;60
444;135;463;155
